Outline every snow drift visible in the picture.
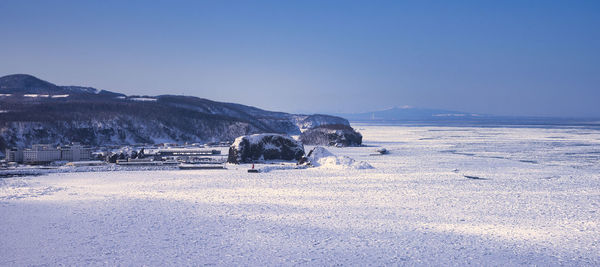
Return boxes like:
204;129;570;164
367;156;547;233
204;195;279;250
304;146;373;169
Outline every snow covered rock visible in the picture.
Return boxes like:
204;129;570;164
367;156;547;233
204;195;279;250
293;114;350;131
227;134;305;163
299;124;363;147
302;146;373;169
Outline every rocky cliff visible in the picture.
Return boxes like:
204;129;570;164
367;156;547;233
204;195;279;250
299;124;363;147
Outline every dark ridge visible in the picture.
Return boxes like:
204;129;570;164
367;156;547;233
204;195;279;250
464;175;489;180
311;124;355;131
0;74;61;93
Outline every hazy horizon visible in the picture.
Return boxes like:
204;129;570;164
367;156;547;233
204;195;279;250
1;0;598;117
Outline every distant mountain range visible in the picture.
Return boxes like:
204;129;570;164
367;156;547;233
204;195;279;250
337;107;480;122
0;74;348;151
336;106;600;126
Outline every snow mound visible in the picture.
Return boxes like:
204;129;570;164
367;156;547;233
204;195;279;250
307;146;373;169
307;146;334;159
317;155;373;169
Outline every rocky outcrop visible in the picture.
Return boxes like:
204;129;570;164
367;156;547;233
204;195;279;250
293;114;350;131
299;124;362;147
227;134;305;163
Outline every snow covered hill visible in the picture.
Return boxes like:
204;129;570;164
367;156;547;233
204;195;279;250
0;74;348;150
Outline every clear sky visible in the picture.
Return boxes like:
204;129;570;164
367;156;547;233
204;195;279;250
1;0;599;117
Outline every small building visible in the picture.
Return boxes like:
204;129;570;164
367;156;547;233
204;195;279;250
116;158;178;166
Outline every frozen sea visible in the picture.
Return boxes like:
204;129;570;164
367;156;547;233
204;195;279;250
1;124;600;266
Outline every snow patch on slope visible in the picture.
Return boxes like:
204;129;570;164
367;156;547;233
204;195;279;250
24;94;49;98
130;97;157;102
232;133;283;147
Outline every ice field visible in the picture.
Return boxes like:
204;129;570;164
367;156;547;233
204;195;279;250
1;124;600;265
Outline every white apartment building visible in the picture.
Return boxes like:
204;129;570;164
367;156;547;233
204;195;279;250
60;142;92;162
6;143;92;164
23;144;61;163
5;148;24;163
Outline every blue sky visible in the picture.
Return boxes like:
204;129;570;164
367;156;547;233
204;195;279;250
1;0;599;117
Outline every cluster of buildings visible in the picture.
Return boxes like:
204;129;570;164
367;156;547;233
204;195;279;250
5;143;92;164
3;142;228;166
114;147;223;165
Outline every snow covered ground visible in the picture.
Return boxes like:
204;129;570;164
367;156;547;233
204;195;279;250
1;124;600;265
